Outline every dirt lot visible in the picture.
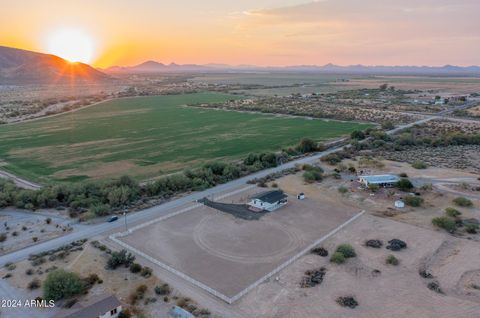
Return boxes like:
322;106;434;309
0;210;73;255
118;185;360;299
235;213;480;318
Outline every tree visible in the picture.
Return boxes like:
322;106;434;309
432;216;456;233
350;130;366;140
43;269;84;301
296;138;317;153
395;178;414;191
107;249;135;269
379;83;388;90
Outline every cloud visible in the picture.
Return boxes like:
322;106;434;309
232;0;480;65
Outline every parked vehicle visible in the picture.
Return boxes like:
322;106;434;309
107;215;119;222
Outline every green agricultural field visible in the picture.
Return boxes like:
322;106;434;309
0;93;372;183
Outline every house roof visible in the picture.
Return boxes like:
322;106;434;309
359;174;400;184
168;306;195;318
52;295;121;318
252;190;287;204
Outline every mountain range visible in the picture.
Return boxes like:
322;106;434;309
105;60;480;76
0;46;110;84
1;45;479;85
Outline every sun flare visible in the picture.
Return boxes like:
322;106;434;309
45;29;94;64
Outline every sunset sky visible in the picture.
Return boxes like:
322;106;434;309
1;0;479;68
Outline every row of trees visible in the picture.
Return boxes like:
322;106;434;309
0;138;323;217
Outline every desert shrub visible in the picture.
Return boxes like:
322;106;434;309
338;186;349;194
420;183;433;191
404;196;423;207
412;161;427;169
330;252;346;264
154;283;171;295
445;207;461;218
0;233;6;242
129;263;142;273
296;138;318;153
45;218;52;224
107;249;135;269
432;216;456;233
43;269;84;301
465;224;479;234
303;171;322;183
6;263;16;271
350;130;366;140
336;296;358;308
386;255;399;266
28;279;41;290
336;244;356;258
32;237;38;242
89;204;111;217
453;197;473;207
140;266;152;277
399;172;408;178
395;178;414;191
25;268;34;275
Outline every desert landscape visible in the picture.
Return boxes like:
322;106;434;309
1;1;480;318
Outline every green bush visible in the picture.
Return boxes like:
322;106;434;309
465;224;479;234
445;207;461;218
338;186;349;194
453;197;473;207
412;161;427;169
336;244;356;258
404;196;423;207
43;269;84;301
129;263;142;273
296;138;318;153
395;178;414;191
330;252;346;264
386;255;399;266
154;283;171;295
89;204;111;217
107;250;135;269
432;216;456;233
303;171;322;183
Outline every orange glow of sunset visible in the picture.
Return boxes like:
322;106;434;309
45;29;94;63
1;0;479;68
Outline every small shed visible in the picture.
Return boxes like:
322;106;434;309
394;200;405;208
297;193;305;200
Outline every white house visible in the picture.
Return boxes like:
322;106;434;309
53;295;122;318
248;190;288;212
359;174;400;187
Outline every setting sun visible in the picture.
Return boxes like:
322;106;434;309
45;28;94;63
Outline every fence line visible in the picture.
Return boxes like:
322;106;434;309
110;209;365;304
230;210;365;302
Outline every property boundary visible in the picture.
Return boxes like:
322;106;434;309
110;187;365;304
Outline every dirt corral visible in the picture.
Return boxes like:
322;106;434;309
117;185;360;299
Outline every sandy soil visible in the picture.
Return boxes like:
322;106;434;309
236;214;480;318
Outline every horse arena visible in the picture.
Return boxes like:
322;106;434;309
111;185;361;302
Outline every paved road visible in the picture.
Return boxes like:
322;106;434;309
0;100;475;267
